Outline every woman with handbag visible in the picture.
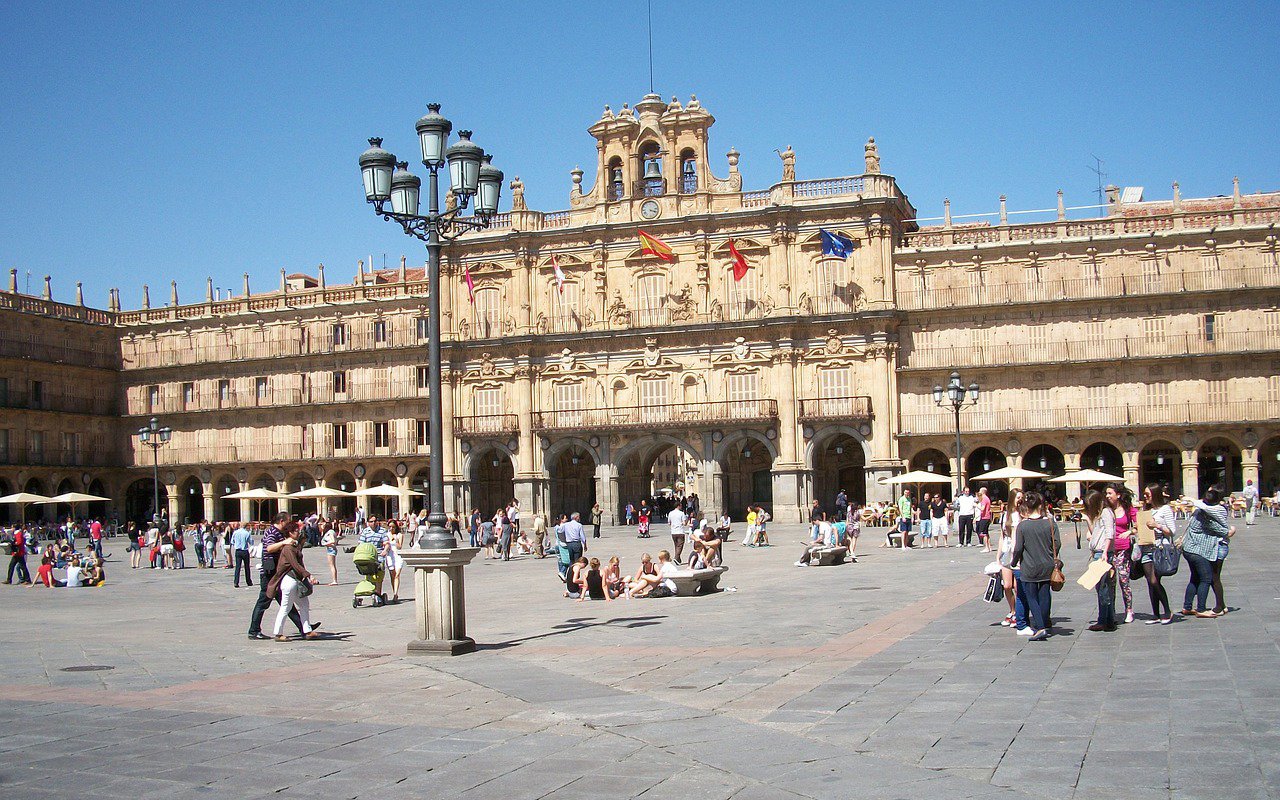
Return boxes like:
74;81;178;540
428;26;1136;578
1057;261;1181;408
267;524;319;641
1082;490;1116;632
1011;491;1061;641
1104;486;1136;623
1177;487;1229;618
1139;484;1175;624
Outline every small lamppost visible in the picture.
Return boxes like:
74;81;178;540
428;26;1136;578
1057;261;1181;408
933;371;979;497
359;103;502;656
135;417;171;523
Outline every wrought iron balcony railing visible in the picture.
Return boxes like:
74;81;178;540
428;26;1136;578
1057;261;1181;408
797;396;874;422
533;399;778;433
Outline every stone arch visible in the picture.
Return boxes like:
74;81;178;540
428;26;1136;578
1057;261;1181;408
467;446;515;518
547;443;597;521
177;475;204;525
365;469;400;519
248;473;278;521
717;435;774;519
713;429;778;464
803;425;871;469
1197;436;1242;495
1138;439;1182;497
214;474;240;523
124;477;166;525
409;467;430;514
326;470;358;520
966;446;1008;500
812;431;873;510
1259;434;1280;497
0;477;12;523
286;471;318;517
615;433;701;520
85;478;109;520
1022;443;1065;498
1081;441;1124;478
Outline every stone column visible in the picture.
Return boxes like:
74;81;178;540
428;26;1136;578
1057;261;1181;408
699;432;724;520
277;479;291;515
1122;450;1140;494
512;364;537;512
600;459;619;526
355;476;369;516
397;474;412;521
442;374;465;513
863;343;901;501
402;547;480;656
1181;452;1199;499
238;480;251;523
165;483;179;524
771;348;805;523
202;490;215;523
1241;449;1260;488
1063;452;1082;503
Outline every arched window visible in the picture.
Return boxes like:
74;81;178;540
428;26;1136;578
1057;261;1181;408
607;156;625;201
679;149;697;194
639;141;663;196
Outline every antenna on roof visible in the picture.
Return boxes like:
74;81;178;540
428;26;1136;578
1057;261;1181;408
1088;155;1107;209
647;0;655;93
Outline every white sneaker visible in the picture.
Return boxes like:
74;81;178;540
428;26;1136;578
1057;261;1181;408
1124;611;1134;624
1016;627;1035;636
794;561;808;567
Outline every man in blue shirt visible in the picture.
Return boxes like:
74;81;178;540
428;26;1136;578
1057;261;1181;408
231;522;253;588
359;517;390;595
561;512;586;566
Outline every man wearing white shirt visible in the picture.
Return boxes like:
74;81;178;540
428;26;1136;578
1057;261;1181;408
955;488;978;547
1242;480;1258;526
667;506;688;565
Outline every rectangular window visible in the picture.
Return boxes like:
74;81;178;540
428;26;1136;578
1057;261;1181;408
475;288;501;337
1203;313;1217;342
555;281;582;331
1027;324;1047;356
1142;255;1161;292
331;323;348;347
1207;379;1228;406
555;381;585;426
254;377;269;405
182;382;195;410
474;387;503;417
0;377;8;406
28;430;44;460
1085;321;1105;348
636;274;667;327
332;423;348;450
726;372;760;417
1146;382;1168;408
728;268;758;318
373;319;387;344
417;366;430;391
1143;317;1166;343
416;316;430;340
1266;310;1280;341
146;385;159;413
416;419;429;448
30;380;44;408
1029;388;1051;417
1269;376;1280;407
374;421;390;448
62;432;78;464
0;429;8;461
332;371;347;395
967;268;984;293
972;326;991;356
218;379;231;408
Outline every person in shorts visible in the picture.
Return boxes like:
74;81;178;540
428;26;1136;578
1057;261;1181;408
919;492;934;546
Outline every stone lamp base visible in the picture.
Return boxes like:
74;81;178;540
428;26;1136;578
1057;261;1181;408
401;547;480;656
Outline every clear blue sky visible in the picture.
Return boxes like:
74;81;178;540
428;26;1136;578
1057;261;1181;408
2;1;1276;309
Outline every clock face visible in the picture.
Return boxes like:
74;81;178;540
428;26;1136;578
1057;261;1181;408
640;199;660;219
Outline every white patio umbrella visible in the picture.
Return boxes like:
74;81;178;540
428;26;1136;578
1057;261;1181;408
969;466;1048;482
353;483;410;519
1048;469;1126;486
36;492;112;520
0;492;51;525
288;486;355;499
222;487;287;522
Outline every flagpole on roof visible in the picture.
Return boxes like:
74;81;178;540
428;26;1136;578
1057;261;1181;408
647;0;654;93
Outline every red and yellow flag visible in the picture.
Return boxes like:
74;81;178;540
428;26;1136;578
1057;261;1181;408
638;230;674;262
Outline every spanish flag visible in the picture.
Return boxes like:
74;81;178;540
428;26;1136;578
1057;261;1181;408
728;238;749;282
639;230;674;262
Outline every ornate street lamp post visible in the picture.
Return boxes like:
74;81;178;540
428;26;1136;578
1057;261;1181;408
135;416;171;523
932;371;979;497
359;103;502;655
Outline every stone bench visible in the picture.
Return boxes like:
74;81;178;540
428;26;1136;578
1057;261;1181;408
811;546;848;566
667;566;728;596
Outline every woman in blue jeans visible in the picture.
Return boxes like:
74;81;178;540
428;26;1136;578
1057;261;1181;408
1178;487;1229;618
1011;491;1061;641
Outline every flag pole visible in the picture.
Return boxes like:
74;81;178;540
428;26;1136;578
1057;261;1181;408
647;0;654;93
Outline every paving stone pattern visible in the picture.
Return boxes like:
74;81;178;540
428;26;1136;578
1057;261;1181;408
1;518;1277;799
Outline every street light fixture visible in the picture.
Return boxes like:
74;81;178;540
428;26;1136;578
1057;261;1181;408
360;103;502;551
933;371;979;497
135;416;171;524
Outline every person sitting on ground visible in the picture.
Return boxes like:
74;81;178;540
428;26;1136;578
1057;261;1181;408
65;556;85;587
84;558;105;587
796;515;842;566
604;556;627;598
577;557;611;601
565;555;588;599
31;556;64;588
715;514;732;540
631;551;677;598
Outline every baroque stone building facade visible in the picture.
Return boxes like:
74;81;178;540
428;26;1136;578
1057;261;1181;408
3;93;1278;525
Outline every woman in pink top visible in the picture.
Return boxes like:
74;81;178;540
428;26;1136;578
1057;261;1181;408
1105;485;1137;623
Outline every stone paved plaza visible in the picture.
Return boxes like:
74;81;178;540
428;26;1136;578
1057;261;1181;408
1;518;1277;800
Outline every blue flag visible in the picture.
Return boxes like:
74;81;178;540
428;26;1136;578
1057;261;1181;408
820;228;855;259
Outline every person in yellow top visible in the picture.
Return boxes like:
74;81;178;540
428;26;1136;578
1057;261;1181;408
897;490;915;548
743;507;759;546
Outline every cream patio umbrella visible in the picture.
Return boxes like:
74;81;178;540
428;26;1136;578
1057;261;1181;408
1048;469;1126;549
289;485;355;520
879;471;953;550
352;483;411;519
223;487;288;522
35;491;112;521
0;492;51;525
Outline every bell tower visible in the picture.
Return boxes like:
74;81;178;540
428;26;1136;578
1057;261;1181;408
572;93;735;220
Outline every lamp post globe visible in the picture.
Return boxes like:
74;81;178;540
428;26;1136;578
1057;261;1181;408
415;103;452;168
445;131;483;197
359;138;397;203
475;155;504;217
390;162;422;217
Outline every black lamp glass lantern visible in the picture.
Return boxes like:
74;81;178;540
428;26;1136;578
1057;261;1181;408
475;155;504;216
415;103;452;168
390;162;421;216
446;131;483;196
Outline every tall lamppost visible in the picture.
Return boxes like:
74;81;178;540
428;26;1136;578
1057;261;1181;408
359;103;503;551
933;371;979;497
135;416;171;522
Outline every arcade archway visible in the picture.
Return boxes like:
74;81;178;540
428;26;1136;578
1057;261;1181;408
548;446;597;520
1198;437;1242;495
1139;440;1182;496
177;476;204;524
469;448;514;518
815;433;868;510
966;446;1007;500
720;437;773;519
124;478;166;525
1022;444;1065;498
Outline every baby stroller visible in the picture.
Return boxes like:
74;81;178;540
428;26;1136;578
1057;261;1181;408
351;541;387;608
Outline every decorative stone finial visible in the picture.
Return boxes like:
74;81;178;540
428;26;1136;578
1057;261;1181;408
727;148;740;169
999;195;1008;225
242;272;250;297
1232;176;1242;208
1056;190;1066;221
109;288;119;312
863;137;880;174
399;255;407;283
42;276;51;300
7;269;15;293
317;263;326;289
279;268;287;292
75;282;83;306
205;277;213;302
142;284;151;309
570;166;583;188
170;280;178;307
943;198;952;228
1172;181;1182;210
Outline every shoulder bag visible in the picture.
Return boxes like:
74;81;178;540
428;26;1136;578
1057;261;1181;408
1049;521;1066;592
